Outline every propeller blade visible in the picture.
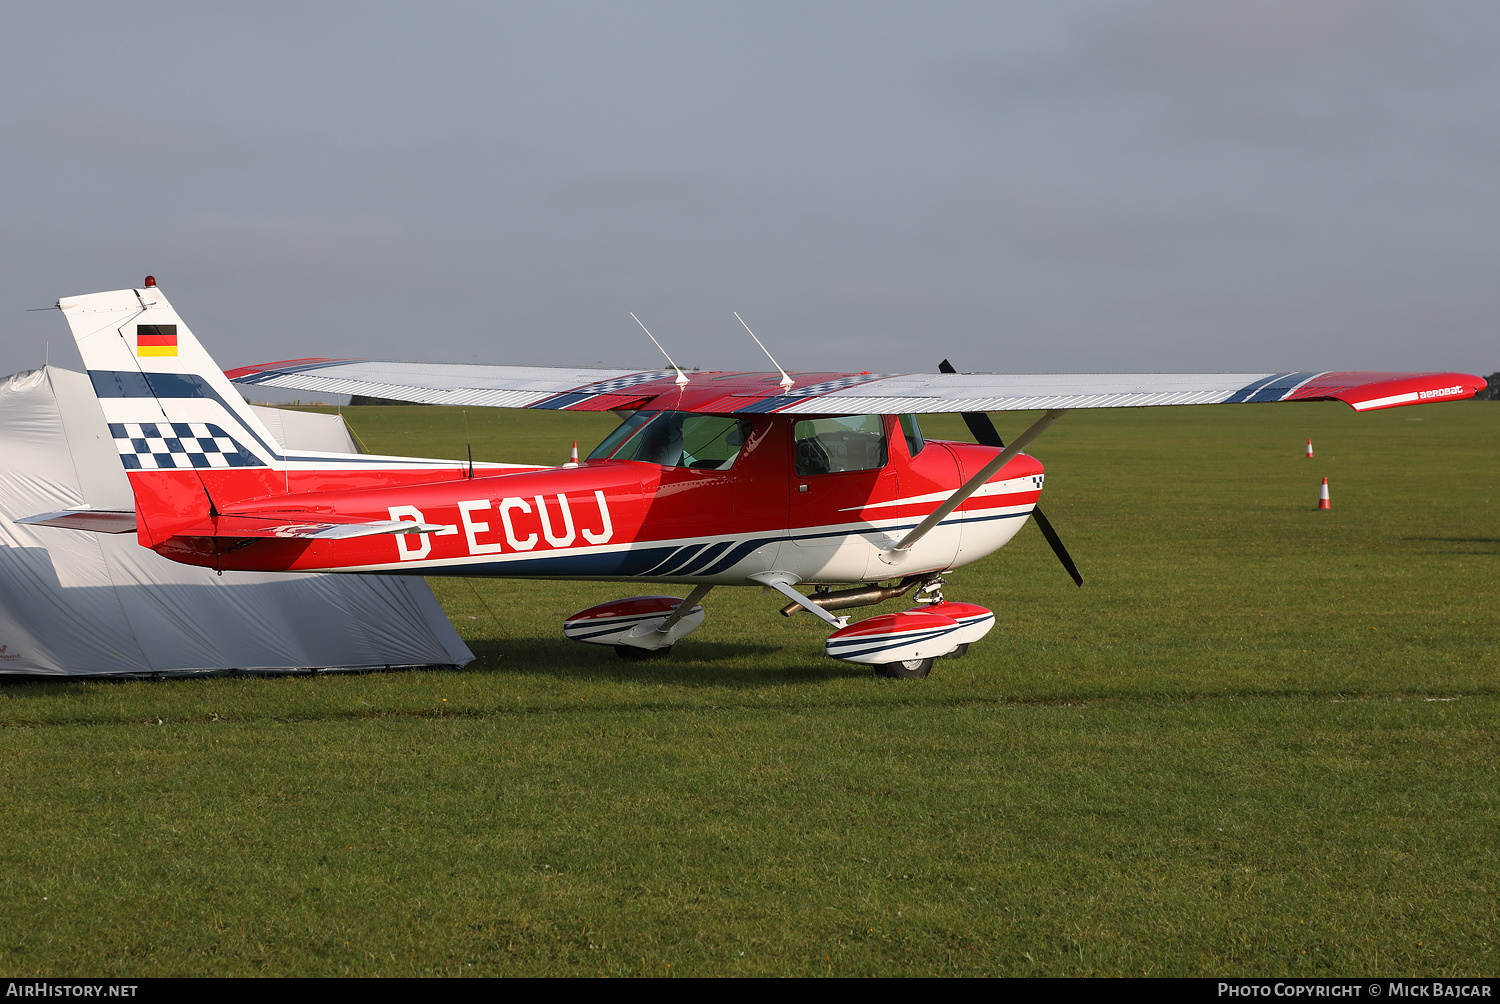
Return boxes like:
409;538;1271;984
940;357;1082;587
1029;506;1084;588
961;411;1004;449
939;359;1006;447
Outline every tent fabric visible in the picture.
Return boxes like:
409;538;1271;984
0;367;472;676
248;404;361;455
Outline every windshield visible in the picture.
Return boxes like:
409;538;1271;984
587;411;752;470
899;413;924;457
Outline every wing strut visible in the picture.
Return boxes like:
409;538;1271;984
886;409;1066;557
656;583;714;634
940;359;1083;586
747;571;848;628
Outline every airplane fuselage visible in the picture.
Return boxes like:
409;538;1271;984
139;413;1044;585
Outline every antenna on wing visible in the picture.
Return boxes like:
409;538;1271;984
734;312;794;391
463;408;474;478
630;312;690;387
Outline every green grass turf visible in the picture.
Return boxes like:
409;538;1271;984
0;402;1494;976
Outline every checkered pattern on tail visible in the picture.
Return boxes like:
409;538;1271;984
107;422;265;470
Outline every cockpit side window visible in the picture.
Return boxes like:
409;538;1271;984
587;411;752;470
793;414;888;475
899;413;925;457
588;411;653;462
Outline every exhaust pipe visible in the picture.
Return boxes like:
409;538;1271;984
779;576;925;617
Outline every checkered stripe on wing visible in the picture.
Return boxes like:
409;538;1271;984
573;370;675;394
107;422;266;470
779;374;889;398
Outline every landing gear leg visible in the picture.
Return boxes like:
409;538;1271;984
912;575;946;606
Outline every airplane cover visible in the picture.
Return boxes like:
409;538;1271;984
0;366;472;675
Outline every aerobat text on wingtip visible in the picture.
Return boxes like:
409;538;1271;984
37;282;1487;679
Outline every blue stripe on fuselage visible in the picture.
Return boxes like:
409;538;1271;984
675;540;735;575
415;544;684;579
363;508;1032;581
697;538;776;577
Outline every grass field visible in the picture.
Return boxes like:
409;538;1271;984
0;401;1495;976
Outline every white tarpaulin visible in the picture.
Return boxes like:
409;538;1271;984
247;403;361;455
0;367;472;676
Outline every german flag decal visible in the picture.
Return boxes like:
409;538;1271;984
137;324;178;357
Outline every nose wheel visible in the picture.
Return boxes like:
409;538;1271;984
614;644;673;661
875;657;933;679
822;576;995;679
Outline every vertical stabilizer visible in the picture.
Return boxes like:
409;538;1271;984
58;282;514;552
59;284;286;471
58;283;291;544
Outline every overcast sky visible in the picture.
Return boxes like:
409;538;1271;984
3;1;1496;380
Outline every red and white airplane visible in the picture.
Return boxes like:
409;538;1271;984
26;281;1487;678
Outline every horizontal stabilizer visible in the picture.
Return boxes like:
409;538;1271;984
209;517;448;540
17;508;138;534
18;505;442;540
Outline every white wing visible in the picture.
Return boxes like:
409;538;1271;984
227;359;1486;414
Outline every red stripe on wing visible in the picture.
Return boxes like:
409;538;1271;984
223;358;341;380
1288;372;1487;410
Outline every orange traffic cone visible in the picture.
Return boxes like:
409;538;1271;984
1316;477;1331;510
1306;438;1314;458
565;440;579;467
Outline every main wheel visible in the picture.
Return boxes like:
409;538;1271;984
944;643;969;659
876;657;933;679
614;644;673;661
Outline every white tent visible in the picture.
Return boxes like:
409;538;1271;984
248;402;363;455
0;366;472;676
